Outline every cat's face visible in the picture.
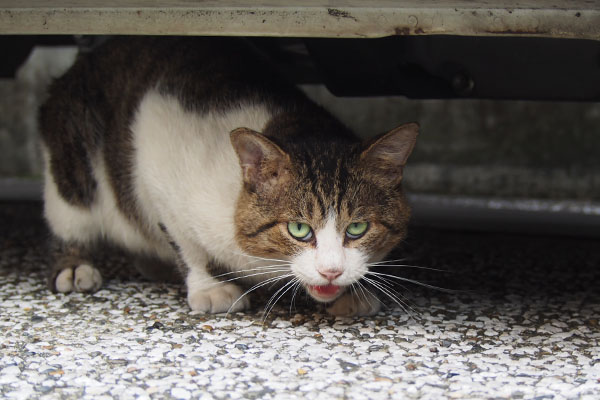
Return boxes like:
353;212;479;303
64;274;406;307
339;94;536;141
231;122;418;303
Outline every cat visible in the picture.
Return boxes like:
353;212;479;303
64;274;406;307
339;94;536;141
39;36;418;317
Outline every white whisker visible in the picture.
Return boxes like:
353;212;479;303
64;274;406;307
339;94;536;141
368;263;446;273
362;276;417;318
213;264;291;278
366;271;457;293
263;278;298;321
368;258;411;266
289;281;303;314
230;251;292;265
188;265;290;288
226;273;294;316
217;269;291;285
352;281;377;311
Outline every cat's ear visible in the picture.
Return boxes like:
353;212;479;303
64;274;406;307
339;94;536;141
360;122;419;185
230;127;291;192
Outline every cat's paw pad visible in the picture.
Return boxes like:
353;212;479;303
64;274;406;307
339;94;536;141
187;283;249;314
55;264;103;293
327;291;381;317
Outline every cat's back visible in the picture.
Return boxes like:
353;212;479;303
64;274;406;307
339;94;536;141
40;36;293;136
40;36;295;204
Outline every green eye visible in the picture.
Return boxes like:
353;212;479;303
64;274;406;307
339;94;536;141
287;222;313;241
346;222;369;239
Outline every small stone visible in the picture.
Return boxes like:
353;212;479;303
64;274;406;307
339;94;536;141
337;359;359;372
405;363;417;371
2;366;20;375
171;388;191;399
152;321;164;329
36;386;53;394
201;324;214;332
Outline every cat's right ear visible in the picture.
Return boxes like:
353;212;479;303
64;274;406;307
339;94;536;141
360;122;419;185
230;128;291;193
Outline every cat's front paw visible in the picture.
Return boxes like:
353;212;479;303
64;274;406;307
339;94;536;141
327;291;381;317
54;264;103;293
187;283;250;314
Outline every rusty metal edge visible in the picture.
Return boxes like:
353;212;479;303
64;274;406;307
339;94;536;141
0;4;599;40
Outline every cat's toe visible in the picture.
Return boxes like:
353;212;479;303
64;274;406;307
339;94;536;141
55;268;74;293
187;283;249;314
73;264;103;292
327;291;381;317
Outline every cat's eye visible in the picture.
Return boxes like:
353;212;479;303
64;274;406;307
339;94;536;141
287;222;313;241
346;222;369;239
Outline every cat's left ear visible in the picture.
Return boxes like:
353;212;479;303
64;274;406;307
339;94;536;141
230;127;291;193
360;122;419;185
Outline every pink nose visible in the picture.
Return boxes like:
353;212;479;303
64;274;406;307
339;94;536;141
318;269;342;281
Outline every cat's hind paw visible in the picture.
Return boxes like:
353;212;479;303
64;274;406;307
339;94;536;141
55;264;103;293
187;283;250;314
327;291;381;317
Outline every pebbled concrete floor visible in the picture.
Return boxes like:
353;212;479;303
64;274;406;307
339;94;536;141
1;202;599;399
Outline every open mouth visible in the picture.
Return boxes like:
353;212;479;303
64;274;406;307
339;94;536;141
307;284;342;301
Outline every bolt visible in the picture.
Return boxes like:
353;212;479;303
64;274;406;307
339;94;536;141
452;72;475;96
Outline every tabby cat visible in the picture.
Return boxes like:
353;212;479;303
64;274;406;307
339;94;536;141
40;37;418;316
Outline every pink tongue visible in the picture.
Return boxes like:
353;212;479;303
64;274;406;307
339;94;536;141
312;284;339;296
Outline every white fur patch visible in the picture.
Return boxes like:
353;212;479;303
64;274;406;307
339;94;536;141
131;91;273;271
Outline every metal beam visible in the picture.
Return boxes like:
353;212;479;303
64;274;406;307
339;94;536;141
0;1;599;40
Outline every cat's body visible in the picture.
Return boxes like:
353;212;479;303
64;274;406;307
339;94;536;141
40;37;418;316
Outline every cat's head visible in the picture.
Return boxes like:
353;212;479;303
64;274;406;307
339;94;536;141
230;121;418;304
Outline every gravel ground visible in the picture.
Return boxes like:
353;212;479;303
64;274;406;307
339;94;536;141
1;202;599;399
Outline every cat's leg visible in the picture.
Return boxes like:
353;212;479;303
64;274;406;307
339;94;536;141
326;289;381;317
175;242;250;314
48;238;102;293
